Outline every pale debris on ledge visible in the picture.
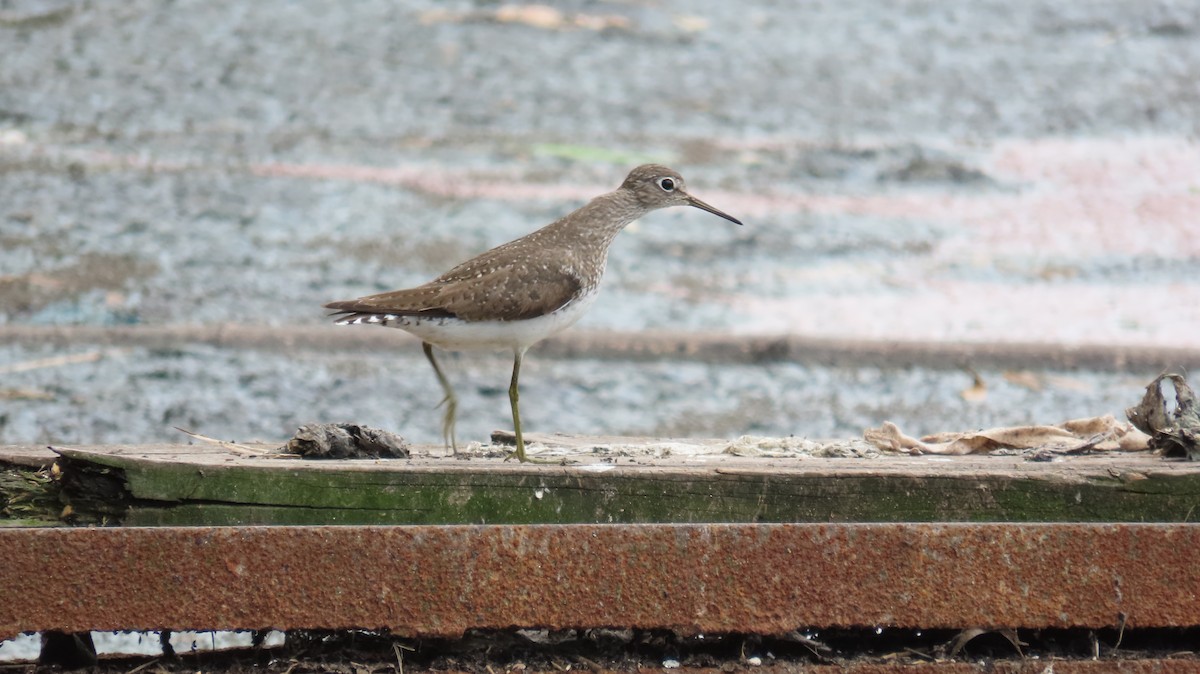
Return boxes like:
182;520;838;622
478;431;878;461
479;425;1151;462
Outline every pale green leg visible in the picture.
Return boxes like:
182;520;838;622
423;342;458;454
505;349;560;463
507;348;527;462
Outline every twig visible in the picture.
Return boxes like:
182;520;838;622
903;647;936;661
173;427;292;457
1114;612;1127;652
392;641;414;674
0;350;105;374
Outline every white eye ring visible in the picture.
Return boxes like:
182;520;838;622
657;177;676;192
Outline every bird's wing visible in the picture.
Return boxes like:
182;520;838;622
437;261;584;321
324;284;453;319
326;259;584;323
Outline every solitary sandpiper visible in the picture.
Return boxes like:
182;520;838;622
325;164;742;462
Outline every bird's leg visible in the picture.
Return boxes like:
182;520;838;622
505;349;561;464
423;342;458;454
507;348;527;462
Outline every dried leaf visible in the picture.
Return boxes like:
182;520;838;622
946;628;1024;657
946;628;987;657
866;416;1149;455
1126;373;1200;460
863;421;928;454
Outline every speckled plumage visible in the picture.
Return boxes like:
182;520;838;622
325;164;742;461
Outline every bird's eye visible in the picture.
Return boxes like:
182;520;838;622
657;177;676;192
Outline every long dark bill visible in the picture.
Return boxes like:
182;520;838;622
685;194;743;226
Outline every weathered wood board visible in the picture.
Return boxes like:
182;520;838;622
4;438;1197;526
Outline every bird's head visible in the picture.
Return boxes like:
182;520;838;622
621;164;742;225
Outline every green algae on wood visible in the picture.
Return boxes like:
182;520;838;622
39;443;1200;526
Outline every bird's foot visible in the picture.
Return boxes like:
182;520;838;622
502;443;563;464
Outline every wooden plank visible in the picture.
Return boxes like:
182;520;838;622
43;440;1200;525
0;445;58;468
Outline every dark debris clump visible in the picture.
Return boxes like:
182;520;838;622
1127;373;1200;460
280;423;409;460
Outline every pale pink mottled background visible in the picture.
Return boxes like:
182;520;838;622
726;138;1200;346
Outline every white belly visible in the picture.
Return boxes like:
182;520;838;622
374;288;599;352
